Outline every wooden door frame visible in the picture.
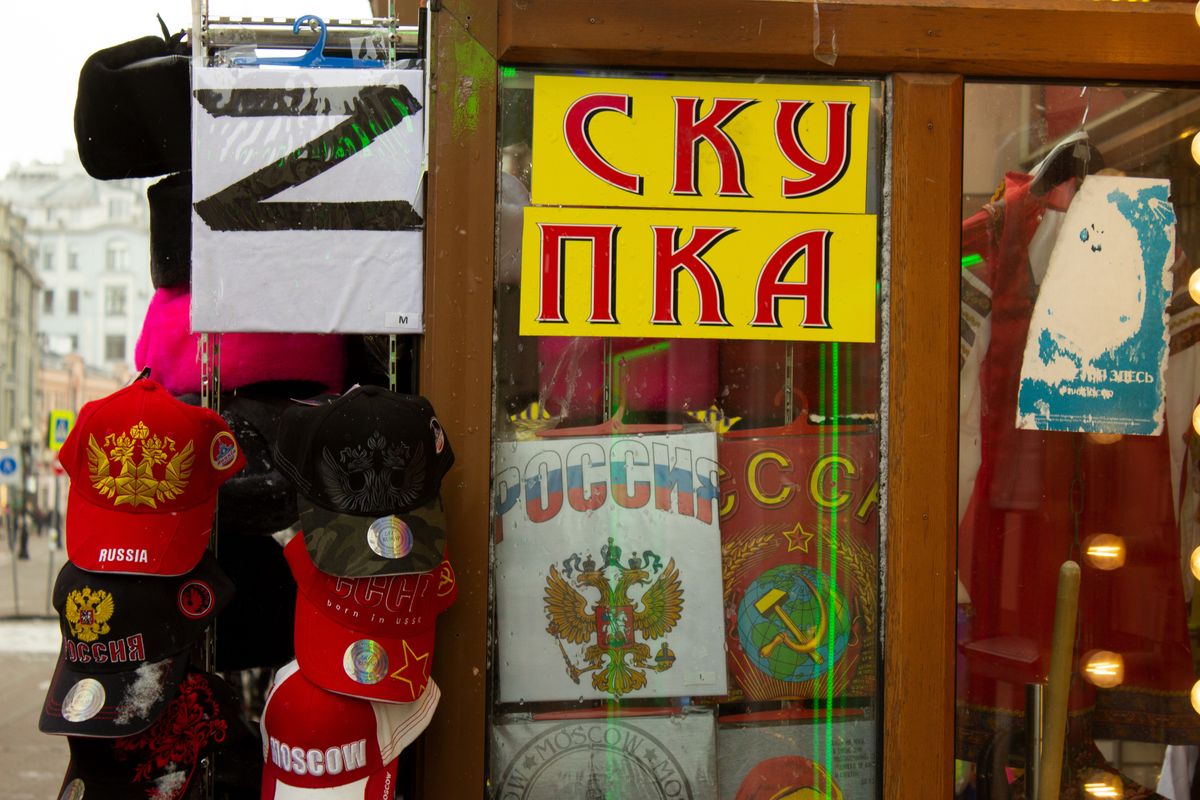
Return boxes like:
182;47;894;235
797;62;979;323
419;3;1200;797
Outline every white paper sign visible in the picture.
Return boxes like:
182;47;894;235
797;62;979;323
494;431;728;702
491;710;718;800
191;67;425;333
1017;175;1175;434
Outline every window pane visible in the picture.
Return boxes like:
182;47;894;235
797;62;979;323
490;68;885;799
103;335;125;362
957;84;1200;797
104;286;126;317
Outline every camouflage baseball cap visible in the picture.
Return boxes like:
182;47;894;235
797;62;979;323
273;386;454;577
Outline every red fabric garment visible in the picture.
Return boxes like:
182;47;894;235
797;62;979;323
957;173;1199;758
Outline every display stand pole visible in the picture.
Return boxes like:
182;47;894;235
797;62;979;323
1036;561;1080;800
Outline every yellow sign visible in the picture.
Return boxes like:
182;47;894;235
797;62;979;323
47;409;75;451
519;207;877;343
531;75;871;214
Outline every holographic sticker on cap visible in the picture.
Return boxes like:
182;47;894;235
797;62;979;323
62;678;106;723
343;640;389;685
59;779;86;800
367;516;414;559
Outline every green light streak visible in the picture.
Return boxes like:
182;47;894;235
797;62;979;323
961;252;983;269
826;341;839;788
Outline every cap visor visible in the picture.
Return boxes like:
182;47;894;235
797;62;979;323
57;762;198;800
292;592;436;704
66;483;215;575
298;498;446;578
263;761;399;800
40;648;188;737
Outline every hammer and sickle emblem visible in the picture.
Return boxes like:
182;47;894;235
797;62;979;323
753;572;829;664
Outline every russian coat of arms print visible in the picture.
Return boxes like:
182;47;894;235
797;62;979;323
494;431;727;702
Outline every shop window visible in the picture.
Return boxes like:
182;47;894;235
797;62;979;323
104;285;126;317
104;335;125;363
67;289;79;315
957;83;1200;797
489;68;885;797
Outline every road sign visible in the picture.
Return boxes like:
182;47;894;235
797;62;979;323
0;451;18;487
47;410;75;452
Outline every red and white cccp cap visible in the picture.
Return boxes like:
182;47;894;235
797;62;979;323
284;535;456;704
260;661;440;799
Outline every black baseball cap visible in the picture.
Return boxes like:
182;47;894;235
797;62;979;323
40;552;233;737
274;386;454;577
179;391;300;536
55;670;259;800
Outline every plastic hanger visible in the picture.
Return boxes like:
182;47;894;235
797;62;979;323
231;14;385;69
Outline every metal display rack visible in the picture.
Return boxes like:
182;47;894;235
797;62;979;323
189;1;422;794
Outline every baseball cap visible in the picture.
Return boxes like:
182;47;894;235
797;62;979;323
274;386;454;577
58;377;246;575
179;390;300;536
41;551;233;737
284;535;456;703
55;670;258;800
261;660;440;800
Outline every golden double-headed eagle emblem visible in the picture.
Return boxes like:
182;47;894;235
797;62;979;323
544;542;684;697
87;421;194;508
66;588;114;642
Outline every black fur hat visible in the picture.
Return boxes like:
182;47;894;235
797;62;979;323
149;171;191;288
74;32;190;179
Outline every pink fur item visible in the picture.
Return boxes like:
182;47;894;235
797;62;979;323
136;287;346;395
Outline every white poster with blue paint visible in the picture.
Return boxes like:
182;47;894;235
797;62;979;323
1017;175;1176;435
493;431;727;702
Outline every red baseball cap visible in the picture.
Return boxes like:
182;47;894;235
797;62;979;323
261;660;440;799
284;535;456;704
58;377;246;576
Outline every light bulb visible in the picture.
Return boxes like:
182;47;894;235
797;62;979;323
1190;546;1200;581
1193;403;1200;436
1083;771;1123;798
1086;432;1123;445
1081;650;1125;688
1195;0;1200;28
1084;533;1126;570
1191;679;1200;714
1193;131;1200;166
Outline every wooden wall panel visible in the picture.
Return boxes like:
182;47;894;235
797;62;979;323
419;8;497;799
884;73;963;800
499;0;1200;82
